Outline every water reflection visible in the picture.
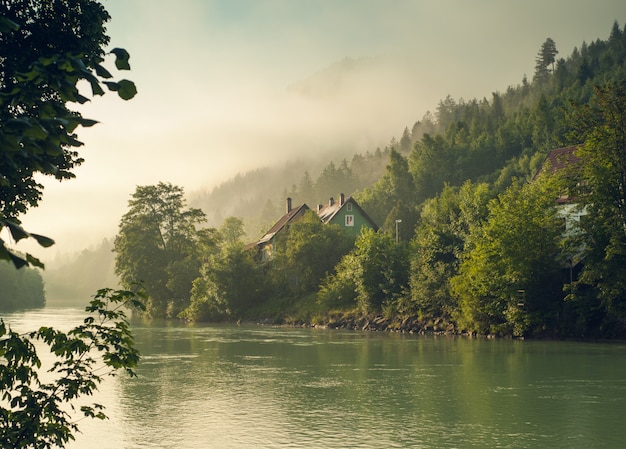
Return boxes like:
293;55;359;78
115;323;626;449
3;308;626;448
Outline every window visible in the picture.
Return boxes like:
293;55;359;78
345;215;354;226
346;203;353;211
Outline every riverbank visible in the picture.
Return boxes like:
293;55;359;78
277;311;460;336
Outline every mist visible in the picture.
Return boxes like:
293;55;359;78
13;0;626;262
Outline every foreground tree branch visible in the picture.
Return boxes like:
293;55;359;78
0;288;145;449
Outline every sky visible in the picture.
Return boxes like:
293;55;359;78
13;0;626;262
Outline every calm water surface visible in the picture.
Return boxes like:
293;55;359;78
5;306;626;448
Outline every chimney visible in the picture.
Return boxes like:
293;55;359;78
286;197;292;214
329;197;334;207
340;193;345;205
317;204;323;212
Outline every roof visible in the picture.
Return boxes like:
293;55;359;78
256;203;310;245
317;199;343;223
534;146;581;180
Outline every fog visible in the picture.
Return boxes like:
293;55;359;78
12;0;626;262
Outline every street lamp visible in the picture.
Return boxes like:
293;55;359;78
395;219;402;244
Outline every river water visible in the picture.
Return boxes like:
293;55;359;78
4;306;626;448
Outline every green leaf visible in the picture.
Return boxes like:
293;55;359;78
39;103;58;119
75;93;90;104
104;81;119;91
25;253;45;269
31;233;55;248
23;123;49;140
6;118;33;130
0;17;20;33
64;117;81;133
90;79;105;96
117;79;137;100
3;248;29;269
94;63;113;79
79;118;99;127
5;219;30;242
110;48;131;70
59;59;75;72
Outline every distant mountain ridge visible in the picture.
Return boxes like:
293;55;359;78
287;56;382;99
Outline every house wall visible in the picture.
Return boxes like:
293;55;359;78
558;203;588;234
328;202;375;237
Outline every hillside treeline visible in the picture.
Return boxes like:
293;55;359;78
0;261;44;311
115;21;626;338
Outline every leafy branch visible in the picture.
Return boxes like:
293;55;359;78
0;288;145;449
0;12;137;269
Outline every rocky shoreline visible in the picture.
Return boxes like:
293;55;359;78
284;314;459;336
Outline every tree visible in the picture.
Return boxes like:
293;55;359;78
451;179;563;336
0;1;136;268
342;228;409;314
0;3;141;446
534;37;558;83
183;218;267;321
359;148;418;232
0;288;144;448
399;126;412;153
409;181;493;325
317;252;359;310
409;185;463;320
566;80;626;333
0;260;44;310
114;183;206;318
297;171;315;206
409;134;455;203
275;210;353;294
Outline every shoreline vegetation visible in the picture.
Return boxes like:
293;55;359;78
10;21;626;341
107;21;626;340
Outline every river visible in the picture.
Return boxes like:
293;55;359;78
4;306;626;448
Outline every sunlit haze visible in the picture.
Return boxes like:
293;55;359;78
13;0;626;261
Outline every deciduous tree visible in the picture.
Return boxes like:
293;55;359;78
567;80;626;333
0;1;136;268
277;211;353;294
0;288;144;448
114;183;206;317
183;218;266;321
451;179;563;336
345;228;409;314
0;260;44;310
0;3;141;446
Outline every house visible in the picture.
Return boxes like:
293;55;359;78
247;193;378;262
535;146;588;273
248;198;310;262
315;193;378;237
535;146;587;234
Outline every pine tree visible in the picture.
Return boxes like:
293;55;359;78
534;37;558;83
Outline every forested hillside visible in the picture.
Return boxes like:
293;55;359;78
0;260;44;311
43;239;118;305
122;20;619;339
191;22;626;240
81;21;626;339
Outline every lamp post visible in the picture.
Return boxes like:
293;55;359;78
395;219;402;244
